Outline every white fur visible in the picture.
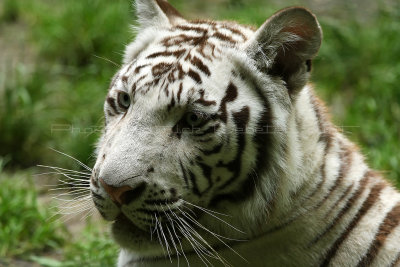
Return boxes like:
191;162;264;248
89;3;400;267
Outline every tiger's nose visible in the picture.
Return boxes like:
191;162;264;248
99;178;146;205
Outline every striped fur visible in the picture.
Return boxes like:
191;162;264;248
89;1;400;266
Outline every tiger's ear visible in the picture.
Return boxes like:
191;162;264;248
245;7;322;93
135;0;185;29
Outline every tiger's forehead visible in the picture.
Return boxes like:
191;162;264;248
110;20;254;103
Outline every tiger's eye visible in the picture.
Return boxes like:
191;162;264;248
185;112;202;127
118;91;131;109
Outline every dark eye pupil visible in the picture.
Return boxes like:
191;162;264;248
124;94;129;102
190;114;198;122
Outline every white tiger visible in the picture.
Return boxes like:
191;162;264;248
89;0;400;266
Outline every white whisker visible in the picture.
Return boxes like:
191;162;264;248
35;171;91;178
157;211;173;262
37;164;91;176
51;193;89;201
93;54;121;67
167;204;190;267
169;208;221;265
177;207;246;264
49;186;90;192
179;208;246;242
154;215;167;257
183;200;245;234
174;220;212;266
173;210;232;266
51;195;92;203
57;203;94;213
50;171;91;184
48;148;92;171
80;207;95;221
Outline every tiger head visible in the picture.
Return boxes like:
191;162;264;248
90;0;322;259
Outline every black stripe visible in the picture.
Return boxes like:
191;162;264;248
200;143;223;156
187;69;202;84
146;49;186;59
301;134;335;203
324;183;354;219
209;174;255;206
212;32;236;43
176;24;208;33
209;87;272;206
197;162;213;194
152;63;173;77
251;92;273;181
177;83;183;103
194;89;216;106
221;25;247;40
179;160;189;188
357;201;400;266
216;106;249;191
320;178;385;266
167;96;175;112
310;172;370;246
124;60;135;74
134;64;149;74
188;170;201;197
219;82;238;123
314;143;352;210
191;56;211;76
106;97;118;113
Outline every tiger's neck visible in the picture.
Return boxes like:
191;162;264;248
267;85;342;222
223;85;397;266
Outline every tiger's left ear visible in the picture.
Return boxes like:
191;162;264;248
245;7;322;93
135;0;185;29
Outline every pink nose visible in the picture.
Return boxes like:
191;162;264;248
99;178;145;205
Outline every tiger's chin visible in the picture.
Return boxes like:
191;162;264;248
111;214;164;256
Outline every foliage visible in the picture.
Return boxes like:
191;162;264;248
32;226;118;267
313;8;400;186
0;172;65;258
61;226;118;267
0;0;132;169
0;171;118;265
0;0;19;22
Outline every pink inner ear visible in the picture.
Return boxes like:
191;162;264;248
284;25;315;40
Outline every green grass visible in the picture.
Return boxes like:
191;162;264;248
32;226;118;267
0;171;118;266
0;0;132;170
0;171;65;259
61;226;118;267
0;0;399;264
313;8;400;186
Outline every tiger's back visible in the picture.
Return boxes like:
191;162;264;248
89;1;400;266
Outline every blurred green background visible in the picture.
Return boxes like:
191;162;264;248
0;0;399;265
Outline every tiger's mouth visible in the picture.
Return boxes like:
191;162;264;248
111;213;159;249
113;213;142;232
112;213;148;235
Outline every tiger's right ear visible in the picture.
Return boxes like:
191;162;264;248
245;7;322;94
135;0;185;29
